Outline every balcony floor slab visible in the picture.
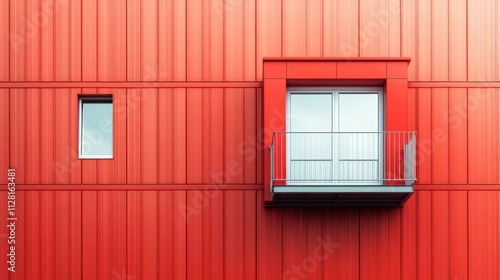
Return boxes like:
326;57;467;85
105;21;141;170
271;185;413;206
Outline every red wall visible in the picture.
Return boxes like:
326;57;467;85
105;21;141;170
1;0;499;279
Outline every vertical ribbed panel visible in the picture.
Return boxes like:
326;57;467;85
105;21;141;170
1;1;500;280
359;0;400;57
1;190;500;279
468;0;497;81
0;0;9;81
0;91;8;183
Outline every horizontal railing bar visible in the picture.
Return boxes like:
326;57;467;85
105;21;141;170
274;179;417;182
273;131;416;134
339;159;378;162
290;159;333;162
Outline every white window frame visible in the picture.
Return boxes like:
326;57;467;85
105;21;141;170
286;87;384;185
78;96;113;159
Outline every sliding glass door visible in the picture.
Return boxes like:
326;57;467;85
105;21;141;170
287;88;383;184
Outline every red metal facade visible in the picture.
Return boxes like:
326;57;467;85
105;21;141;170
0;0;499;279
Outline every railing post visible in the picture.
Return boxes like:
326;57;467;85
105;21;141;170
270;133;274;194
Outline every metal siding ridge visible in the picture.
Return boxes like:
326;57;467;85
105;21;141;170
0;81;263;88
409;81;500;88
15;184;264;191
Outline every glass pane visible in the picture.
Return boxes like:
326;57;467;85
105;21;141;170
290;94;332;160
338;93;379;159
338;93;380;182
82;102;113;156
339;93;378;132
289;94;333;181
290;94;332;132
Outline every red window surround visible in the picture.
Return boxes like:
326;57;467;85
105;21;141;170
263;57;411;203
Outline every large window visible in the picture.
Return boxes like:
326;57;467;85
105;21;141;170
263;58;413;204
286;88;383;184
78;96;113;159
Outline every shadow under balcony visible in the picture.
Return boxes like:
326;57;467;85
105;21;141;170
269;131;416;206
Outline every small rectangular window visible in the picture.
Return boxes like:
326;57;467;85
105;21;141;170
78;96;113;159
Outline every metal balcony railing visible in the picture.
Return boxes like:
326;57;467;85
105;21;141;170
270;131;416;191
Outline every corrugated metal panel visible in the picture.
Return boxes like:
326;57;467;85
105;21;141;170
282;208;307;278
283;0;306;57
54;89;70;184
142;191;159;279
26;0;39;81
1;189;500;279
256;0;281;80
448;89;468;184
157;88;187;184
40;90;54;183
141;90;158;184
9;90;26;184
431;89;449;184
186;88;203;184
224;191;246;279
224;89;245;183
401;194;417;280
70;0;82;81
469;191;500;279
26;191;41;279
82;191;97;279
401;0;416;80
244;190;257;279
257;194;282;280
431;0;448;81
468;89;488;183
360;0;400;57
26;89;41;184
0;191;8;280
449;0;467;81
449;191;468;278
417;191;432;279
416;0;431;81
431;191;449;279
323;208;359;279
126;191;141;280
127;89;142;184
203;89;224;183
417;89;432;184
0;0;8;81
468;0;497;81
205;190;224;279
55;0;70;82
9;0;25;81
1;1;500;280
360;208;401;279
305;208;323;280
82;0;97;81
0;91;8;183
40;191;55;279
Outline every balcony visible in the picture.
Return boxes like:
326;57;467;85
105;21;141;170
269;131;416;206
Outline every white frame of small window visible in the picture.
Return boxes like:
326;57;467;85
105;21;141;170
78;96;114;159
